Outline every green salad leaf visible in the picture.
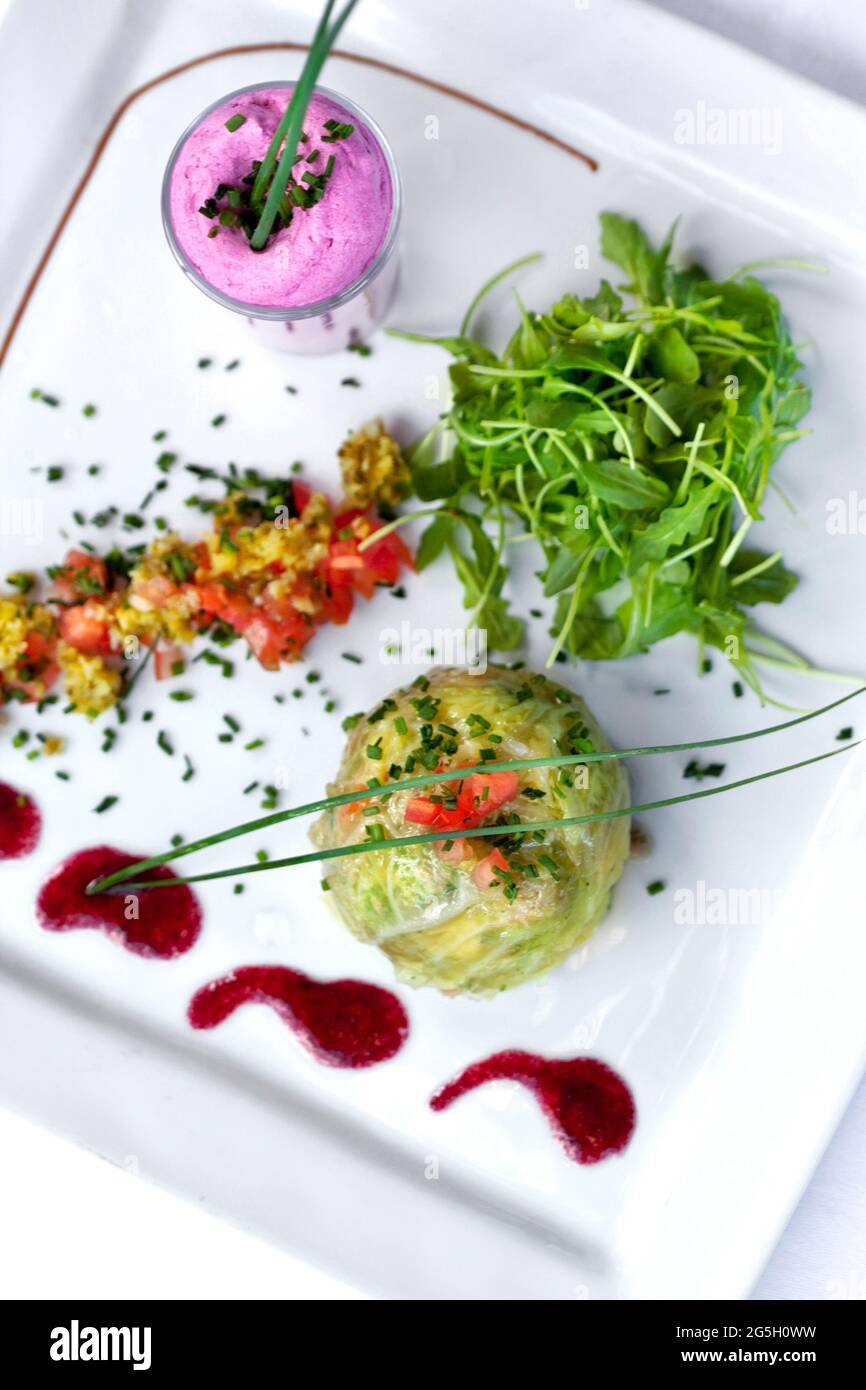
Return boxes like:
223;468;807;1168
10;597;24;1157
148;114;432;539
393;213;817;697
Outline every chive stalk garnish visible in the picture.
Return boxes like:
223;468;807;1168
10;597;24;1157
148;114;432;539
100;744;860;893
85;688;864;894
247;0;360;250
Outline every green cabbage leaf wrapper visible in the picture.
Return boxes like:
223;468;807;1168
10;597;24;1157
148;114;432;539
311;666;630;996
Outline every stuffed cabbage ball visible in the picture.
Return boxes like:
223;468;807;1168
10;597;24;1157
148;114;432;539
311;665;630;996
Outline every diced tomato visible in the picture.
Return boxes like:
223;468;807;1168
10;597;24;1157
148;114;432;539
2;661;60;704
404;769;518;833
48;549;108;603
472;848;510;891
436;837;473;865
461;770;519;820
195;582;229;616
278;614;315;657
325;512;412;603
362;527;414;587
326;542;373;598
59;599;111;655
293;479;313;513
131;574;178;608
244;616;284;671
200;585;256;634
405;796;441;826
321;585;353;626
24;631;51;664
154;643;184;680
339;785;374;820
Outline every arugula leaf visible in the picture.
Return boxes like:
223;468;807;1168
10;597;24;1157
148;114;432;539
648;325;700;384
415;513;454;571
580;456;671;510
727;549;799;606
600;212;675;303
543;546;586;597
394;211;814;694
627;484;721;574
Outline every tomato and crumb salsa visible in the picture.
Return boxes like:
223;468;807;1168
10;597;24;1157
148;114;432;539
0;422;411;718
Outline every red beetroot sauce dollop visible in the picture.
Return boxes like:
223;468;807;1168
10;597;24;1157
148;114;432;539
431;1050;635;1165
36;845;201;959
188;965;409;1068
0;782;41;859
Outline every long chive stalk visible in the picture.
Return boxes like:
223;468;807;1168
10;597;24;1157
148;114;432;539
250;0;336;209
459;252;543;337
100;741;861;893
86;686;864;894
249;0;360;250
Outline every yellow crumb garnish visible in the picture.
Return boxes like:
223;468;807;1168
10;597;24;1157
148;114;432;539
339;419;409;510
57;642;123;716
0;597;30;673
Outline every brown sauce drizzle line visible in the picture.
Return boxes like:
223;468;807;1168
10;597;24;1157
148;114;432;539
0;42;597;369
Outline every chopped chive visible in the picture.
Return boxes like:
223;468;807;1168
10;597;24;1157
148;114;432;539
225;113;247;132
157;730;174;756
837;727;854;741
94;795;118;814
211;414;226;428
683;759;725;781
647;880;667;896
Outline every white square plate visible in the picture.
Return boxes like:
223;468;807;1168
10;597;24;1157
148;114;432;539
2;0;866;1299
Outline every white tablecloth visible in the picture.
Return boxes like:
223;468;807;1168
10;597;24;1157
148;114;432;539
0;0;863;1302
649;0;866;1301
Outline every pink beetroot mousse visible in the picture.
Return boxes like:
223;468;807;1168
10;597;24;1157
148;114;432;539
168;86;393;309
